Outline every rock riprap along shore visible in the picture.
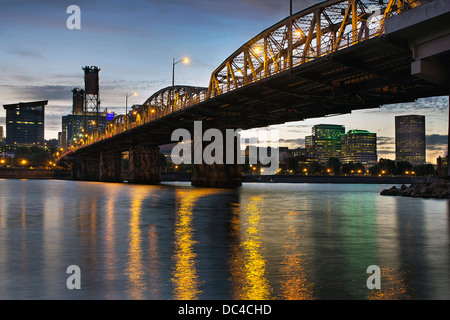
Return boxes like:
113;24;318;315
380;177;450;199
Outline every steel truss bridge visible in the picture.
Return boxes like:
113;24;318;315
61;0;450;186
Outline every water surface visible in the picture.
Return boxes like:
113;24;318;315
0;179;448;300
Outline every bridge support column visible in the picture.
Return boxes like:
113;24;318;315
99;151;123;182
71;158;100;181
191;163;242;188
190;133;242;188
128;144;161;184
70;161;82;180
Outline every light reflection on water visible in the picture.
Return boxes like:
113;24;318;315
0;179;449;300
171;188;222;300
230;195;271;300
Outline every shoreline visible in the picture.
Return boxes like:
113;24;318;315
381;176;450;199
0;167;70;180
242;174;425;184
0;168;427;185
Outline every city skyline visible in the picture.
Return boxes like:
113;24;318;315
0;0;448;163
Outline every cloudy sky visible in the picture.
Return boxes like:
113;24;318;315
0;0;448;163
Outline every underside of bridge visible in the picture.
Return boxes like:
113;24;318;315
61;0;450;187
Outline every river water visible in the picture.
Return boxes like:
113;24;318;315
0;179;448;300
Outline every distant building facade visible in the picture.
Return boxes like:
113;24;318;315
3;100;47;145
61;112;108;146
341;130;377;168
311;124;345;164
0;125;4;155
395;115;426;165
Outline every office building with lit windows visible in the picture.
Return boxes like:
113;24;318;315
3;100;47;145
395;115;426;166
341;129;377;168
61;112;108;146
311;124;345;164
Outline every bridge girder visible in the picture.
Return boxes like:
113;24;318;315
206;0;425;98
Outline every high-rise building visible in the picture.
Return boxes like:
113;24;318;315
3;100;47;145
395;115;426;165
341;130;377;168
61;112;108;146
0;125;3;142
304;135;314;160
305;135;313;149
311;124;345;164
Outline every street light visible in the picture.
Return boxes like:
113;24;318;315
289;0;293;74
126;92;137;115
172;57;189;87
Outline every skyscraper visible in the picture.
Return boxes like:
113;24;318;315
341;130;377;168
395;115;426;165
61;112;108;146
304;135;314;159
3;100;47;145
311;124;345;164
0;125;3;142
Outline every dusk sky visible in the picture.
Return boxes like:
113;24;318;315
0;0;448;163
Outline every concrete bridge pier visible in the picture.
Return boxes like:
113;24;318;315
99;151;123;182
71;158;100;181
190;133;242;188
191;163;242;188
70;161;81;180
128;144;161;184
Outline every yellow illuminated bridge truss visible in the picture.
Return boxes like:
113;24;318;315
70;0;429;152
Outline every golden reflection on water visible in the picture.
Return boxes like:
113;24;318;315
148;224;161;298
367;266;411;300
230;196;271;300
122;185;163;299
104;185;120;298
171;188;221;300
279;211;314;300
126;187;149;299
79;192;99;264
43;185;64;293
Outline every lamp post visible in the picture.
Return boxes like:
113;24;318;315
126;92;137;115
171;57;189;113
172;57;189;87
289;0;293;75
